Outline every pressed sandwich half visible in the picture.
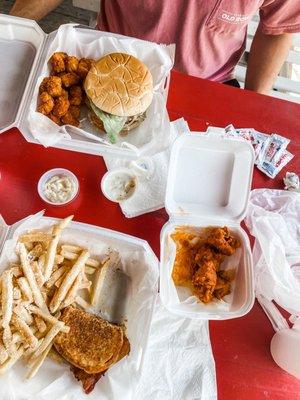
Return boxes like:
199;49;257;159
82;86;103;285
54;306;130;394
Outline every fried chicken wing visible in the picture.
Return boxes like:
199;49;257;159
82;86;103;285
37;92;54;115
49;52;67;74
61;72;80;88
69;85;83;105
52;96;70;117
193;260;218;303
77;58;94;79
171;226;240;304
206;227;240;256
61;110;79;127
66;56;79;73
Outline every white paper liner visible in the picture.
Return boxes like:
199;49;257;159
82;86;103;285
164;226;242;315
0;212;158;400
27;24;174;157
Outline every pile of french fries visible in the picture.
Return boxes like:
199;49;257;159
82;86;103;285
0;215;110;379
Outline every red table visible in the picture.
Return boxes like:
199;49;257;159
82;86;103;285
1;71;300;400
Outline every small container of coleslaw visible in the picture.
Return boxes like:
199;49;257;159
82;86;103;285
37;168;79;205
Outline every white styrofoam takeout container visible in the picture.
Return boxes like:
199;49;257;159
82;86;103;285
0;14;173;159
0;212;159;399
160;127;255;320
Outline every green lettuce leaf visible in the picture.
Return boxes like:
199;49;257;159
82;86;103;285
88;99;127;144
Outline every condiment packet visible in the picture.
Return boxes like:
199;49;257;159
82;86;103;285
258;150;294;178
224;124;238;138
251;130;270;165
260;133;290;165
235;128;254;142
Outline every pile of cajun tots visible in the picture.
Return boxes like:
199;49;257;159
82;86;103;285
37;52;95;127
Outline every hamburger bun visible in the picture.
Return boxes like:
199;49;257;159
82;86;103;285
84;53;153;117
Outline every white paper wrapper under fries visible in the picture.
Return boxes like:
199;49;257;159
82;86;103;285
0;212;158;400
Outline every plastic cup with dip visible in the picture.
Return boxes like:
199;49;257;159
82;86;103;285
101;168;137;203
37;168;79;206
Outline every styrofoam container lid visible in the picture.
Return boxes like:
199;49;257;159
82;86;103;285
165;128;255;222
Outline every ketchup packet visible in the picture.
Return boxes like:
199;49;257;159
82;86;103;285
258;150;294;178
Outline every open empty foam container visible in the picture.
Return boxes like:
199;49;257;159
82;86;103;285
160;127;255;320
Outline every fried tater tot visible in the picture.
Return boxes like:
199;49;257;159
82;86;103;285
60;73;80;88
77;58;94;79
61;111;79;127
52;96;70;117
69;86;83;106
45;76;62;97
61;88;69;99
66;56;79;73
37;92;54;115
48;113;61;125
39;77;50;94
49;52;67;74
69;105;81;119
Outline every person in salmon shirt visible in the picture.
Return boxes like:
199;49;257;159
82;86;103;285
10;0;300;94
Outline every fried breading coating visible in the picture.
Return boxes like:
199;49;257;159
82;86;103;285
77;58;94;79
50;52;67;74
48;113;61;125
45;76;63;97
61;88;69;99
206;227;240;256
69;105;81;119
61;111;79;127
66;56;79;73
39;77;50;94
69;85;83;106
52;96;70;117
193;260;218;303
37;92;54;115
61;73;80;88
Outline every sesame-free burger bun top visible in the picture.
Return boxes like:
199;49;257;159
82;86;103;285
84;52;153;117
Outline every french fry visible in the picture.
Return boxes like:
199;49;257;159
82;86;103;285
54;273;67;288
75;295;90;310
11;314;38;349
3;326;16;356
62;272;83;308
45;265;67;289
37;253;45;271
17;277;33;302
26;305;69;334
61;244;82;253
60;249;100;268
10;266;23;278
13;287;22;300
19;232;53;243
91;258;110;306
26;343;52;379
33;315;47;333
0;345;24;375
14;303;33;325
55;255;64;265
44;216;73;281
85;266;96;275
19;243;49;312
0;343;8;364
1;270;14;327
31;261;44;287
30;322;63;361
28;244;44;261
50;249;89;313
